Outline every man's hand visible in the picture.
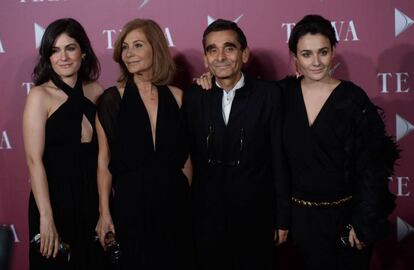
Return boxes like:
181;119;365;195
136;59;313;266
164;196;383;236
349;227;365;250
194;72;213;90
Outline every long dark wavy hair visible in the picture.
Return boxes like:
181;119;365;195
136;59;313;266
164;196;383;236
32;18;100;86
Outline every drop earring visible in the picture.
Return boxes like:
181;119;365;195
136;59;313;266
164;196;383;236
295;61;301;78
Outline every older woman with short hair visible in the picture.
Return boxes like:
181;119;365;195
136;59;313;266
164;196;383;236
95;18;193;269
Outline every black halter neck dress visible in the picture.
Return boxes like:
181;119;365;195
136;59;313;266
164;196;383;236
28;75;105;269
97;80;192;269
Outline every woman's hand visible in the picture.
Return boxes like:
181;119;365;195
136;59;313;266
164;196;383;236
194;72;213;90
274;229;289;246
348;226;366;250
95;212;115;249
39;214;60;258
95;116;115;249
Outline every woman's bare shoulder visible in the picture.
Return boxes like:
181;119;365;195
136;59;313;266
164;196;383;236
27;83;57;104
84;81;104;103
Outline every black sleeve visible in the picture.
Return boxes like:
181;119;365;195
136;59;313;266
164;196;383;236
182;85;193;149
182;84;200;155
270;81;291;230
350;87;400;244
96;87;121;150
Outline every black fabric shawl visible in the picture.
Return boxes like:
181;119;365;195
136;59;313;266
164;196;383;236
96;86;121;150
348;88;400;244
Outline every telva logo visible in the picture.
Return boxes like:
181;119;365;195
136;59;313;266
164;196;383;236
34;23;45;49
397;216;414;242
0;131;12;150
0;38;5;53
207;15;244;26
395;8;414;37
396;114;414;141
282;20;359;43
20;0;66;2
139;0;150;9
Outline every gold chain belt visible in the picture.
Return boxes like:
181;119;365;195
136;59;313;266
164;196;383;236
292;195;353;208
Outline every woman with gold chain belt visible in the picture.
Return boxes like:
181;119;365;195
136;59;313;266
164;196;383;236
280;14;399;270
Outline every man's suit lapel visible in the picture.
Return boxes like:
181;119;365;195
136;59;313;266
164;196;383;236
227;78;252;127
207;84;226;129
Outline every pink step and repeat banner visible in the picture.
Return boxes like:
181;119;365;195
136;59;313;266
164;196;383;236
1;0;413;269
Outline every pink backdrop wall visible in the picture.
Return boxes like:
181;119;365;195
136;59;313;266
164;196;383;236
1;0;413;269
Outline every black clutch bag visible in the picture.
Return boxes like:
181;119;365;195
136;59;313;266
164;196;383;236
339;224;353;247
0;225;13;270
30;233;71;262
104;231;122;264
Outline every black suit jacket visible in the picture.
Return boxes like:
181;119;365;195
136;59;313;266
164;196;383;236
183;75;290;239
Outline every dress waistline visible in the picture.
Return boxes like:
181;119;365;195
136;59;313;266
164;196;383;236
292;195;352;208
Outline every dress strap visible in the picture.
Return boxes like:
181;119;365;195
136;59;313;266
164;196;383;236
50;72;83;99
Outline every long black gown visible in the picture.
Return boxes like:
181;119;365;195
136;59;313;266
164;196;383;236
28;76;106;269
280;76;399;270
97;80;192;270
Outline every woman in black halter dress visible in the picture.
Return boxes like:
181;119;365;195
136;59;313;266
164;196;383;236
95;19;192;270
23;18;105;269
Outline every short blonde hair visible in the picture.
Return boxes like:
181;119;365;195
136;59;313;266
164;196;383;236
113;18;175;85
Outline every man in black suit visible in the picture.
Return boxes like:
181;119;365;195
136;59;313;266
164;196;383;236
183;19;290;270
